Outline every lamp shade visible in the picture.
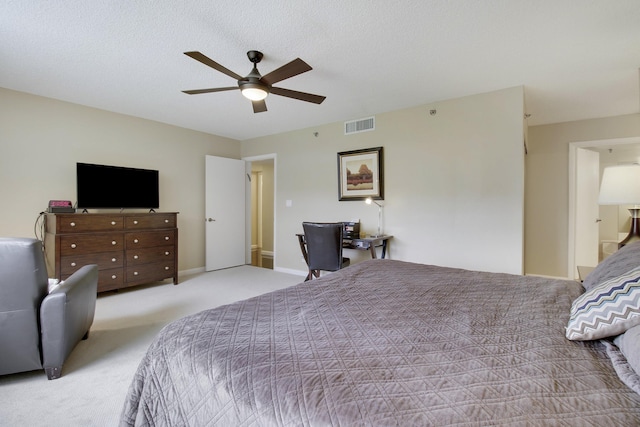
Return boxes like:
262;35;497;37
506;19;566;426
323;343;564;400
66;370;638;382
598;164;640;205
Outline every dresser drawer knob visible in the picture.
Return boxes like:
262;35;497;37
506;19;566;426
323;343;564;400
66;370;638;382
133;220;138;225
71;243;77;249
111;221;116;226
71;262;76;267
165;266;170;270
134;271;139;276
111;275;117;280
70;222;76;227
164;219;169;223
164;251;170;256
134;255;139;260
112;241;117;246
111;258;117;263
134;239;139;244
164;236;170;241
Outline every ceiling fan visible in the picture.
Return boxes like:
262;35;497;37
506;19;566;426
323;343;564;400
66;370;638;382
182;50;326;113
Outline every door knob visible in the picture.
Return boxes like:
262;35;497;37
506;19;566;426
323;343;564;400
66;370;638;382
207;218;216;222
595;218;602;223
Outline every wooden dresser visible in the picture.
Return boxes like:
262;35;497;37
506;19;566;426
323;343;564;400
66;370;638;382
45;212;178;293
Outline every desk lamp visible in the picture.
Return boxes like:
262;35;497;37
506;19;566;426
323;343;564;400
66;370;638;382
598;164;640;247
365;197;383;237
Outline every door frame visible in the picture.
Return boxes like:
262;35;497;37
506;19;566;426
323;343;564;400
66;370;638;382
568;136;640;277
243;153;277;267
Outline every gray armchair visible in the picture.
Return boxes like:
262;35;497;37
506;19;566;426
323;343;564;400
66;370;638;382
0;237;98;380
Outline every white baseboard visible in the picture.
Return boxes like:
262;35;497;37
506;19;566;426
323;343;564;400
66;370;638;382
274;266;307;277
179;267;206;276
180;265;306;278
525;273;572;280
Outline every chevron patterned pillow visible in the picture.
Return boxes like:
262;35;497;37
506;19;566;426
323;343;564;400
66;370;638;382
566;266;640;341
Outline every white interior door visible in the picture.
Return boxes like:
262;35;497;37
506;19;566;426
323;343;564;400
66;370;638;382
574;148;600;275
205;155;246;271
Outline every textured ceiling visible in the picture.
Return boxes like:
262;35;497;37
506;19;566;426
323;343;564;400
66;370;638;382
2;0;640;141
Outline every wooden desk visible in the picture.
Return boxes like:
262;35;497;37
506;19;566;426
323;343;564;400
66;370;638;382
343;235;392;259
296;234;392;263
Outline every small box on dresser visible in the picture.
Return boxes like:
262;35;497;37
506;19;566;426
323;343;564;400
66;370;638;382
45;212;178;293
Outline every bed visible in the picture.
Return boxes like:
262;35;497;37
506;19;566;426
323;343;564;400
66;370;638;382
120;245;640;426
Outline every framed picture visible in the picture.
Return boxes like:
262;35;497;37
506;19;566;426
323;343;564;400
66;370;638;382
337;146;384;201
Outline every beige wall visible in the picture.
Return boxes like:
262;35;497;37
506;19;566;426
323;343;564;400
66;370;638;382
5;85;637;280
242;86;526;275
525;113;640;277
0;87;240;273
1;86;528;277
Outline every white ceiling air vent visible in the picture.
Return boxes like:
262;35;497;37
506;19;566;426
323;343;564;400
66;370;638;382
344;116;375;135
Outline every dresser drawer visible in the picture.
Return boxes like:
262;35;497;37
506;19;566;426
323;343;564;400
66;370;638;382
126;230;176;249
55;215;124;233
97;267;125;292
127;245;175;266
126;261;175;284
125;214;176;230
60;251;123;275
62;266;123;289
59;233;124;255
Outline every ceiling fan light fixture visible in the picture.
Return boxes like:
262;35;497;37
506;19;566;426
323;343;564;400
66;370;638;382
241;84;269;101
239;72;269;101
183;50;324;113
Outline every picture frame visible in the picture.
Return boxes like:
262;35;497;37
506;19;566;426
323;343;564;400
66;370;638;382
337;146;384;201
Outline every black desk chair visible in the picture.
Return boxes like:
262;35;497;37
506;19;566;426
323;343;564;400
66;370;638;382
301;222;351;281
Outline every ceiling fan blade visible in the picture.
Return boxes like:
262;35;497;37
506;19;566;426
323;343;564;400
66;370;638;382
184;51;244;81
182;87;239;95
271;87;326;104
252;99;268;113
261;58;312;85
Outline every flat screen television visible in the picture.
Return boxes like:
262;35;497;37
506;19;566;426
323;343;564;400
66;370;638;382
76;162;159;209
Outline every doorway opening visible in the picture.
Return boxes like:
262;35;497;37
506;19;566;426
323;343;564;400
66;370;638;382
568;137;640;279
245;156;275;270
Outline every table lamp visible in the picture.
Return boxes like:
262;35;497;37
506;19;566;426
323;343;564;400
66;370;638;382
598;164;640;247
365;197;383;237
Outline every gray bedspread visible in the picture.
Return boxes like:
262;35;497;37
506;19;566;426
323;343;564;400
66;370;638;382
120;260;640;426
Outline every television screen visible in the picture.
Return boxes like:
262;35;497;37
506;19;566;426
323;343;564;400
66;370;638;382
76;163;159;209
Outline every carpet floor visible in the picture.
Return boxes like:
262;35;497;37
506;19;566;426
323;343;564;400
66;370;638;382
0;265;303;426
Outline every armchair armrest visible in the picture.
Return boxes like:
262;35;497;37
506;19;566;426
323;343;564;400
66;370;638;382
40;264;98;379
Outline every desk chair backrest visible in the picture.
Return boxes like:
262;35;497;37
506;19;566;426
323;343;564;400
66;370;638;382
302;222;350;275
